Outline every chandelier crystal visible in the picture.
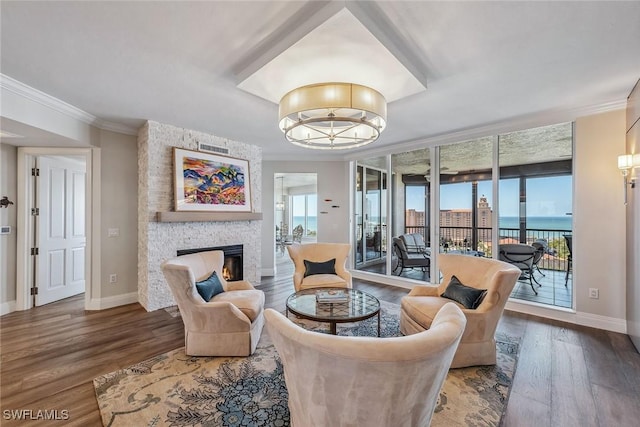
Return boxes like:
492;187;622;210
278;83;387;150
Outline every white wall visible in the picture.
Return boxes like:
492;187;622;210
261;161;350;276
0;143;17;314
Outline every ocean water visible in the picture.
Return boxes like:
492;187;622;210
499;216;572;231
292;216;317;232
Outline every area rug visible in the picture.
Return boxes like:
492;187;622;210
95;302;520;427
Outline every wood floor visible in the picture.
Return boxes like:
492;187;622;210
1;264;639;426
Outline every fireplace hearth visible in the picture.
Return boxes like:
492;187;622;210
177;244;243;281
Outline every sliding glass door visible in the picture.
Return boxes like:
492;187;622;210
354;158;387;273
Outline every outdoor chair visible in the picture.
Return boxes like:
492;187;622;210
563;234;572;286
531;239;548;278
498;243;540;295
392;236;430;276
400;233;429;255
265;303;466;427
291;224;304;243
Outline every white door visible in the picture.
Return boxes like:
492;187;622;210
36;156;87;306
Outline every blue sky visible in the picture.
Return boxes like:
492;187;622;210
407;176;572;217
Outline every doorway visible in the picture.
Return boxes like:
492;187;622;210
16;147;96;310
274;173;317;266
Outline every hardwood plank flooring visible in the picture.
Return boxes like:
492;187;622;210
1;264;639;426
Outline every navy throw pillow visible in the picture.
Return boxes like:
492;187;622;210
440;275;487;309
303;258;337;277
195;271;225;302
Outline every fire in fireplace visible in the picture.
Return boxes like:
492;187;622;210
177;244;243;281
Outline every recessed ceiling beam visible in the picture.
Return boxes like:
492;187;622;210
233;1;344;85
346;1;431;89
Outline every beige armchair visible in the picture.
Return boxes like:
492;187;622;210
161;250;264;356
401;254;521;368
265;303;466;427
286;243;352;292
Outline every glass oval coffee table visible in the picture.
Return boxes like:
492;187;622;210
285;287;381;336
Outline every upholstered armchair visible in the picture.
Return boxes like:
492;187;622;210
401;254;521;368
161;250;265;356
286;243;352;292
265;303;466;427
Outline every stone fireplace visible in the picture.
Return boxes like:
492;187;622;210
137;121;262;311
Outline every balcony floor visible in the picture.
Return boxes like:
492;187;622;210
510;267;572;308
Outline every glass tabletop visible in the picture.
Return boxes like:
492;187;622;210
286;287;380;322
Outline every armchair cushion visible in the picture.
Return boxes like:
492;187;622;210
303;258;336;277
212;289;265;322
299;274;348;288
440;275;487;309
195;271;225;302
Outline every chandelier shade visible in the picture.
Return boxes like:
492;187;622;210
278;83;387;150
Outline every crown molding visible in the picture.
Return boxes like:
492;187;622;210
0;74;137;136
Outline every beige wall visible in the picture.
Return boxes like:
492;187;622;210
573;110;627;321
0;143;17;312
261;161;350;276
98;130;139;299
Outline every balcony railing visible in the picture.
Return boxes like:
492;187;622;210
403;225;571;272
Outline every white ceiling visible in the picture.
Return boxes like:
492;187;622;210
1;1;639;160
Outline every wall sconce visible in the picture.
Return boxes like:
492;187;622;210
618;154;638;205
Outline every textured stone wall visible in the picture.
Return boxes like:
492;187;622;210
138;121;262;311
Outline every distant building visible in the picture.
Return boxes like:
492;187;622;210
406;209;425;227
439;195;493;227
405;195;493;246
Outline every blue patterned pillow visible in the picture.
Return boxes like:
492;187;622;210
195;271;224;302
440;275;487;309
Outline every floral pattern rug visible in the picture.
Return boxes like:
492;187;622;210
94;302;520;427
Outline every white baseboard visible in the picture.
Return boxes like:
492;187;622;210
505;299;627;334
0;300;16;316
351;270;422;290
86;292;139;311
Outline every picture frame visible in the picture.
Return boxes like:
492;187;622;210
173;147;252;212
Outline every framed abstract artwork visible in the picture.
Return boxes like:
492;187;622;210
173;148;252;212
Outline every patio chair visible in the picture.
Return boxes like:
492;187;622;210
392;236;431;276
498;243;540;295
400;233;429;255
563;234;572;286
292;224;304;243
531;239;548;278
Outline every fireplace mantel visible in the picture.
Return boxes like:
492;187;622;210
156;211;262;223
